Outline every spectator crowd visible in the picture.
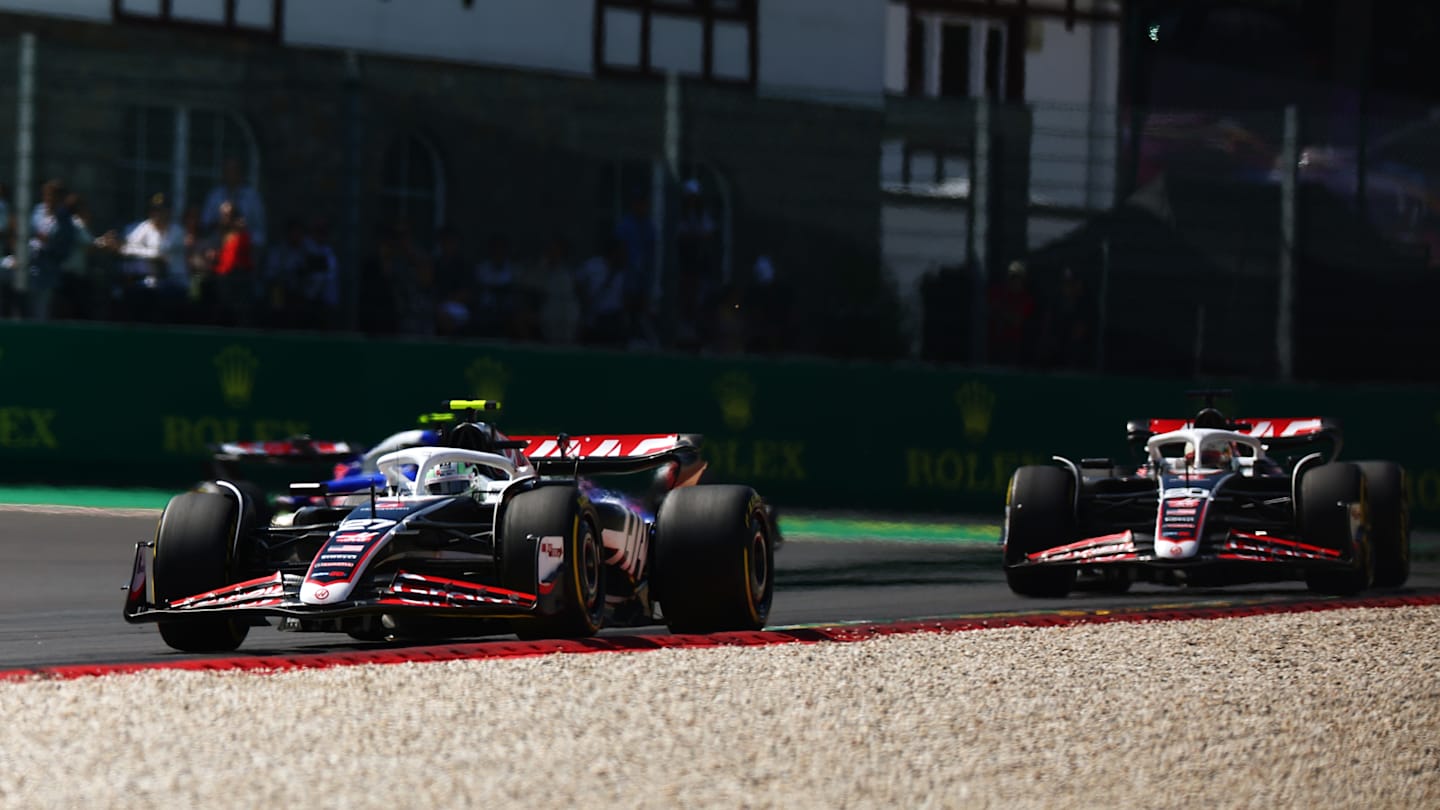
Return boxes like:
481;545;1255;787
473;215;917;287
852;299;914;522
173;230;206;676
920;258;1099;372
0;160;337;330
2;167;1088;369
0;171;795;357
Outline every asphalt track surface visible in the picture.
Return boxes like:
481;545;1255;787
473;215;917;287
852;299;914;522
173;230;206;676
2;508;1437;670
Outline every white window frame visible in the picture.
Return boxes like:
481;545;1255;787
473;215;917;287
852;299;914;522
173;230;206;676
379;132;447;237
117;105;260;225
916;13;1008;100
113;0;283;38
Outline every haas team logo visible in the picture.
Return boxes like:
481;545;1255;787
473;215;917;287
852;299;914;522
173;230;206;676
214;346;259;409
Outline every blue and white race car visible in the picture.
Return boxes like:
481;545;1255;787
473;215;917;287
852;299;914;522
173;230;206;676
126;401;776;652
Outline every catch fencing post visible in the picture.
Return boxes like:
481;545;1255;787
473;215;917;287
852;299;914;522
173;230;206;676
12;32;36;300
664;69;680;181
341;49;363;332
1277;105;1298;382
656;70;680;326
1096;237;1109;371
970;98;990;364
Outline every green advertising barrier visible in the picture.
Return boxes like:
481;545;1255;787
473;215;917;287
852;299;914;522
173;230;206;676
2;321;1439;524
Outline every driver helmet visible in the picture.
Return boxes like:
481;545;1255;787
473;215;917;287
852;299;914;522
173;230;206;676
424;461;477;495
1185;443;1232;469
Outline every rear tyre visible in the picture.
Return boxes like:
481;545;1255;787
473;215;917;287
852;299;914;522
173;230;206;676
1003;465;1077;598
1357;461;1409;588
653;485;774;633
1301;463;1372;596
500;486;605;640
153;491;251;652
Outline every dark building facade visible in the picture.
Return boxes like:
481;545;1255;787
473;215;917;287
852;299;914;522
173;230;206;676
0;11;884;345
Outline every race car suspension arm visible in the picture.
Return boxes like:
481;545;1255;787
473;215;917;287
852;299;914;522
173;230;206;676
396;519;496;550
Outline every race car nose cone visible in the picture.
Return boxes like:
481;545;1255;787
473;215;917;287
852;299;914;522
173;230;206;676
301;578;354;605
1156;539;1199;560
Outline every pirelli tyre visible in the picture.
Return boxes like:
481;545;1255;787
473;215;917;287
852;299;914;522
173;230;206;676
653;485;774;634
500;486;605;640
1356;461;1409;588
1301;462;1373;596
1002;465;1077;598
152;491;251;653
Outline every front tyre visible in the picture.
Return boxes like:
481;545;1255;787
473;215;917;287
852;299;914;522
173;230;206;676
653;485;774;633
153;491;250;652
1002;465;1078;598
1357;461;1409;587
1301;463;1372;596
500;486;605;640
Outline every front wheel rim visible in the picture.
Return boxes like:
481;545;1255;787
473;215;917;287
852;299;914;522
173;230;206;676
749;525;769;604
580;524;602;616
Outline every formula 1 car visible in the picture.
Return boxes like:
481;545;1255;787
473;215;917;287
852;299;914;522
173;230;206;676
124;401;776;652
1002;395;1409;598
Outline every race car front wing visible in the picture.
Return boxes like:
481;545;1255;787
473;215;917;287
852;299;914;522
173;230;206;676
122;542;538;622
1017;529;1350;567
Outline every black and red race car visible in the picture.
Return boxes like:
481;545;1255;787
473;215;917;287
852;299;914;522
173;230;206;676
1002;397;1409;598
124;401;776;652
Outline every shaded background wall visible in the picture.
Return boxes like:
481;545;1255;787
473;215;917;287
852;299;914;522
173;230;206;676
2;2;1437;384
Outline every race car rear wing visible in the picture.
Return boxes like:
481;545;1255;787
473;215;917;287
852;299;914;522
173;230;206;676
212;438;358;460
512;433;702;476
210;437;361;481
1142;417;1334;439
1128;417;1343;462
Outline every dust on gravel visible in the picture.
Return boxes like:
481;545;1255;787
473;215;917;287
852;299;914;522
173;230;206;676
1;606;1436;809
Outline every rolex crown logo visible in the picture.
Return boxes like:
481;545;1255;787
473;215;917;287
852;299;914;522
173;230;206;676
214;346;259;409
713;371;755;432
465;357;510;402
954;381;996;442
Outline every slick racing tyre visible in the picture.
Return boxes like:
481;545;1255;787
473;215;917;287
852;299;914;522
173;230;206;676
1002;465;1077;598
1301;463;1373;596
1357;461;1409;587
653;485;774;633
500;486;605;640
153;491;251;653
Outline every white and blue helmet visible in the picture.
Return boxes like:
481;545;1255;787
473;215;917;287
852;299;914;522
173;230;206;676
424;461;477;495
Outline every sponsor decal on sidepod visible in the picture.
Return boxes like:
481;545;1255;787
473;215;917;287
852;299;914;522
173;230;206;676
536;535;564;595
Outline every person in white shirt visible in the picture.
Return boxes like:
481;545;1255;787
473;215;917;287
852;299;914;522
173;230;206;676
120;194;188;292
575;237;631;347
471;234;517;337
532;235;580;345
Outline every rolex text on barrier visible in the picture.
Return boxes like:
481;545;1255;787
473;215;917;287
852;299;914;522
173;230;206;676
1;321;1438;525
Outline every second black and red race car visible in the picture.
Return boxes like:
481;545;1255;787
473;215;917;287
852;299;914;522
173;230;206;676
1002;395;1409;598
